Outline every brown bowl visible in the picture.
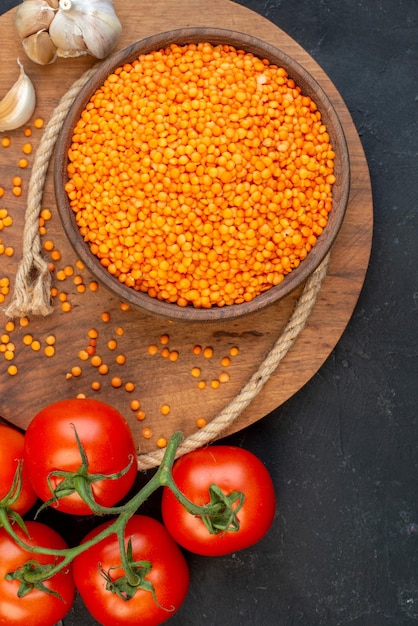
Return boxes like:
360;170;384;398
54;28;350;321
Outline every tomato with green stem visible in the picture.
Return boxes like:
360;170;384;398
23;398;138;515
161;445;276;556
0;521;75;626
73;514;190;626
0;423;38;516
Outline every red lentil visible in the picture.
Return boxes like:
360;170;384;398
66;42;335;308
142;427;152;439
196;417;207;428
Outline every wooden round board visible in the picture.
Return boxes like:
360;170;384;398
0;0;373;457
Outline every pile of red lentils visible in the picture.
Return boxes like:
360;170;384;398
66;42;336;308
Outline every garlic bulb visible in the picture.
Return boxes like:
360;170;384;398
15;0;122;65
0;59;36;132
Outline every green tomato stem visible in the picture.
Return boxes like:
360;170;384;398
2;430;241;586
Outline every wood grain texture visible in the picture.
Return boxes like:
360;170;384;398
0;0;373;454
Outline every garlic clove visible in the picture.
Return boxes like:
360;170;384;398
46;0;60;7
15;0;56;40
22;30;58;65
48;8;87;57
49;0;121;60
0;59;36;132
77;8;122;59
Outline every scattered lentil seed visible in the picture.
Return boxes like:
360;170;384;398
107;339;117;351
7;364;18;376
221;356;231;367
18;158;29;169
210;379;220;389
229;346;239;357
1;137;11;147
19;317;29;327
124;381;135;392
136;411;146;421
34;117;45;129
191;367;201;378
78;349;89;361
130;399;141;411
115;354;126;365
22;334;33;345
168;350;179;362
147;344;158;355
197;380;206;389
120;302;130;311
101;312;111;322
219;371;230;383
203;347;214;359
98;363;109;375
91;381;101;391
196;417;207;428
61;301;72;312
157;437;167;449
111;376;123;388
5;247;14;257
24;128;32;137
115;326;125;336
160;404;170;415
89;281;99;291
90;355;102;367
44;345;55;357
142;427;152;439
22;143;32;155
71;366;82;377
160;347;170;359
159;334;169;345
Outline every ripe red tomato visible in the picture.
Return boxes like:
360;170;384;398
0;521;75;626
73;515;190;626
0;423;38;515
161;445;276;556
24;398;137;515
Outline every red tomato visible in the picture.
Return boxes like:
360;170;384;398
0;424;37;515
24;398;137;515
0;521;75;626
161;445;276;556
73;515;190;626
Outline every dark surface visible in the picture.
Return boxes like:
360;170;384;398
2;1;417;624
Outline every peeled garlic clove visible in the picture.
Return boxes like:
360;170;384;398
0;59;36;132
22;30;58;65
49;0;121;60
15;0;56;40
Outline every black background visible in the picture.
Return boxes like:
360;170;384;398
1;1;417;624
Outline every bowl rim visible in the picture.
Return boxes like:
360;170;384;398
54;27;350;321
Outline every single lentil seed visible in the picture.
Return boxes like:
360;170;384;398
157;437;167;449
136;411;146;421
160;404;170;415
142;427;152;439
7;364;18;376
111;376;123;388
147;344;158;355
196;417;207;428
130;399;141;411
